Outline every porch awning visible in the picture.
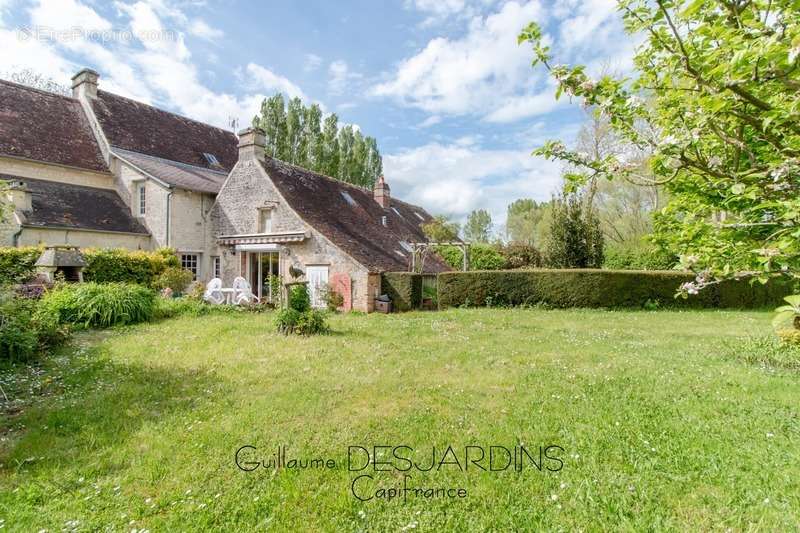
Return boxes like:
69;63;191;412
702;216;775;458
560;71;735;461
217;230;308;246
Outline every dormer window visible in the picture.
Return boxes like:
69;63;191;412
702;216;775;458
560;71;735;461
258;208;273;233
203;152;222;169
137;182;146;216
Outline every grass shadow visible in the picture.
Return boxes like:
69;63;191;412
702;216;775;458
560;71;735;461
0;338;225;482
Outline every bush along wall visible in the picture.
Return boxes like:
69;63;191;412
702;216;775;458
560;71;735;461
437;269;795;310
82;248;179;285
381;272;424;311
0;246;42;284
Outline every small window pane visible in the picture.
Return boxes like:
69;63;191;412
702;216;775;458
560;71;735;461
212;256;221;278
138;183;146;215
181;254;199;280
259;209;272;233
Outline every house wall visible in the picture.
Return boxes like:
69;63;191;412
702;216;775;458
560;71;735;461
212;159;375;312
17;226;150;249
0;156;115;189
115;160;219;280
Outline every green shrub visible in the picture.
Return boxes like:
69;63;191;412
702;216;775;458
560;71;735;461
0;290;68;362
321;284;345;312
82;248;178;286
275;308;328;335
38;282;156;328
295;309;329;335
499;244;542;269
382;272;423;311
469;244;506;270
153;267;194;294
434;244;505;271
288;284;310;312
433;245;464;270
0;246;42;284
437;269;794;309
603;244;676;270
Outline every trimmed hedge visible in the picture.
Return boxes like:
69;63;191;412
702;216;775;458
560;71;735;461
83;248;179;285
0;247;181;287
382;272;423;311
437;269;795;309
0;246;42;284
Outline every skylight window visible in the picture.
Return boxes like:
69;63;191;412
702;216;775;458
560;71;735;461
399;241;413;252
340;191;357;206
203;152;221;167
391;207;403;217
414;211;425;220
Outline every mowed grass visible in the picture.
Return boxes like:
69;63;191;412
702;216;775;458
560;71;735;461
1;308;798;531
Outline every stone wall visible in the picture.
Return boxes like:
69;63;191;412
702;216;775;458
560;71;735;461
0;156;115;189
17;226;150;249
212;158;375;311
116;160;218;280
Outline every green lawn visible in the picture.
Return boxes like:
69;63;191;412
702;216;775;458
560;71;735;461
1;309;798;531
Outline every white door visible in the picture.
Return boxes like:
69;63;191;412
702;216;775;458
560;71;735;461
306;266;329;308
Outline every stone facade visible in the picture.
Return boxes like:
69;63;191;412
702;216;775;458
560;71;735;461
212;152;377;312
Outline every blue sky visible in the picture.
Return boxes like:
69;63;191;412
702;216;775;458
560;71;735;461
0;0;633;232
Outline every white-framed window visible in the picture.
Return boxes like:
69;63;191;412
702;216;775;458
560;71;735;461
212;256;221;279
258;208;273;233
137;182;146;215
181;253;199;280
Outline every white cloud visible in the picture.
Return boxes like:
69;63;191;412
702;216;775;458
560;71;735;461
245;62;309;101
328;59;361;95
188;19;223;40
416;115;441;128
29;0;112;32
373;1;549;121
376;0;635;124
303;53;322;72
384;140;562;224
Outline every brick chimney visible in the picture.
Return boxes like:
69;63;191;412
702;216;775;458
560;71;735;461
71;68;99;99
238;127;266;162
374;175;390;208
5;180;31;211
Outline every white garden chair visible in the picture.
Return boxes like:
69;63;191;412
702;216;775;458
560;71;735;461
203;277;224;305
233;276;260;305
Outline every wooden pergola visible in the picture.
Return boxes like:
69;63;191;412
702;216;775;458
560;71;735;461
409;241;470;272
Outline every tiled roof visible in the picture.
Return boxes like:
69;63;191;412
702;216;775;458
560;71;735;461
261;158;451;273
113;147;227;194
0;80;108;172
92;90;238;171
2;175;149;235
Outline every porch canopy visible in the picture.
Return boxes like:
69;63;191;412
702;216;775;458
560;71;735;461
217;230;309;248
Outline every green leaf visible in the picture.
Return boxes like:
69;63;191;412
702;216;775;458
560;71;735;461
681;0;705;17
772;310;795;328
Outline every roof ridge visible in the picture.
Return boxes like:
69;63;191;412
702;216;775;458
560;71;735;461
262;155;375;194
112;146;229;176
97;89;237;138
0;78;76;101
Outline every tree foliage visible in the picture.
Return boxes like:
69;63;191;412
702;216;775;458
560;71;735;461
519;0;800;293
422;215;461;242
254;94;382;188
505;199;549;245
464;209;493;243
544;192;604;268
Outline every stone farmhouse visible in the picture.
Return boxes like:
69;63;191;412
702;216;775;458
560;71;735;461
0;68;448;312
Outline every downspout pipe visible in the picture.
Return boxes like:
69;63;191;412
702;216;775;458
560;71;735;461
165;188;174;247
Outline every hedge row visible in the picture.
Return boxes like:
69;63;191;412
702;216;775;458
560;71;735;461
437;269;795;309
381;272;424;311
0;247;43;285
0;247;180;286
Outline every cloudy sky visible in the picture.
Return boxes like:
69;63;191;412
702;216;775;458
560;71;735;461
0;0;634;232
